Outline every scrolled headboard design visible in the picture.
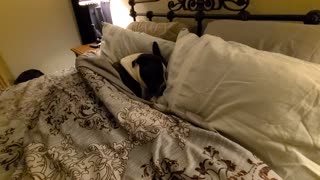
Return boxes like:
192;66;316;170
167;0;249;12
129;0;320;36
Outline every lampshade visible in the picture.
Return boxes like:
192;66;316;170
79;0;109;6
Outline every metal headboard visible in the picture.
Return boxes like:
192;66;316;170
129;0;320;36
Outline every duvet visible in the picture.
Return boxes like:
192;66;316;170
0;51;281;179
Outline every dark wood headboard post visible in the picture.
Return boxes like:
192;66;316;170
195;0;205;36
304;10;320;24
129;0;137;21
195;12;204;36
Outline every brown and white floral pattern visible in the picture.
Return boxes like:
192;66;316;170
0;66;281;180
11;135;132;179
0;128;23;171
141;145;278;180
117;105;190;147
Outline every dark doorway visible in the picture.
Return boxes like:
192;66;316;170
71;0;112;44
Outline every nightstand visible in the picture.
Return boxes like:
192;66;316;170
71;43;99;56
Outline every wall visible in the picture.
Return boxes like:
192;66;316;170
249;0;320;14
0;0;81;77
113;0;320;28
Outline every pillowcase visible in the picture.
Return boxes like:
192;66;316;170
204;20;320;63
100;23;175;64
160;33;320;179
127;21;188;42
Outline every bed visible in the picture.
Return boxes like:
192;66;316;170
1;0;320;179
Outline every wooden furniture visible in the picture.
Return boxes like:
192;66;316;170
71;43;98;56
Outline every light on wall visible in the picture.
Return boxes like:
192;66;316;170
110;0;132;28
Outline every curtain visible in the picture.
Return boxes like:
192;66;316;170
0;55;14;90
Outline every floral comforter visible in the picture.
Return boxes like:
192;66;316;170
0;53;281;179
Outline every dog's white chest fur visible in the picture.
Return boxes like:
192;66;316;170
120;53;147;88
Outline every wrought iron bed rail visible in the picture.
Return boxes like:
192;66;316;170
129;0;320;36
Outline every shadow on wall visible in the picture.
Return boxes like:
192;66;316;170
0;54;14;90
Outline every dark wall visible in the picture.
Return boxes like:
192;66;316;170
71;0;113;44
71;0;97;44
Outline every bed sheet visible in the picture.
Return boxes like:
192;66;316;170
0;52;281;180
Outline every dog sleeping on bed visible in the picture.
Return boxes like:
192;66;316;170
113;42;167;100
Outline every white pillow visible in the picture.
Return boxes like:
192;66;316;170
100;23;175;64
204;20;320;63
160;33;320;179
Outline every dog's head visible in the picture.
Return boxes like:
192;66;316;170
132;42;167;99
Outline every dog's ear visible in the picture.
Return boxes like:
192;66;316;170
152;42;162;57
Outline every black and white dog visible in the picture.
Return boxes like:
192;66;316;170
113;42;167;100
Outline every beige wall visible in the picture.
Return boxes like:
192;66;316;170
249;0;320;14
0;0;81;77
114;0;320;28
